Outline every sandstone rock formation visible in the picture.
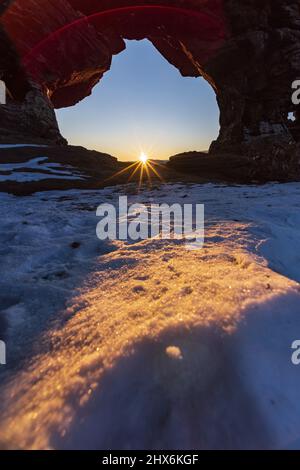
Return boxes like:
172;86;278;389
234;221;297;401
0;1;300;179
168;143;300;183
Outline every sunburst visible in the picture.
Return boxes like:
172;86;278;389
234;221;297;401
104;152;165;189
139;152;148;164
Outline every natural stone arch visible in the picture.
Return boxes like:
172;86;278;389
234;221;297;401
0;0;300;179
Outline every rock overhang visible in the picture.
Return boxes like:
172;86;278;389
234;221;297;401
1;0;228;108
0;0;300;181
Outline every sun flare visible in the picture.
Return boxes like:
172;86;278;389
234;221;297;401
105;150;164;188
139;152;148;164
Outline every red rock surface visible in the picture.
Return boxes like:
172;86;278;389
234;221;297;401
1;1;227;107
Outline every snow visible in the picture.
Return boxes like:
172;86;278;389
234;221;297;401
0;182;300;450
0;157;86;182
165;346;183;360
0;157;65;172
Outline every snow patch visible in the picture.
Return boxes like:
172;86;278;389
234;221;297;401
0;156;86;182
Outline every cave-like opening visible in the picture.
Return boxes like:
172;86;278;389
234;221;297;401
56;39;220;162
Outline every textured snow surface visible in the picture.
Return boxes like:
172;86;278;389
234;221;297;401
0;182;300;450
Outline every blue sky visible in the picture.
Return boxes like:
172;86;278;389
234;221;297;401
56;39;219;161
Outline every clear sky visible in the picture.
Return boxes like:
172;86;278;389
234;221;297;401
56;39;219;161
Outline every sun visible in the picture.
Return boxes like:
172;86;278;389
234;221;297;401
105;150;164;187
139;152;148;164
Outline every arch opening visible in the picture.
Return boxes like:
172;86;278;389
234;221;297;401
0;0;226;150
56;39;220;162
18;3;226;110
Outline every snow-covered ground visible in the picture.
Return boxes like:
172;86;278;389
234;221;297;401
0;182;300;450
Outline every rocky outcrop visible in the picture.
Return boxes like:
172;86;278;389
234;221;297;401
209;1;300;154
168;141;300;183
0;85;67;145
0;1;300;179
0;145;119;194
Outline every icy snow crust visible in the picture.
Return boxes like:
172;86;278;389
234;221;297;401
0;182;300;450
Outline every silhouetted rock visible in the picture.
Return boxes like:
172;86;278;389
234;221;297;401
0;145;119;194
168;140;300;183
169;151;209;163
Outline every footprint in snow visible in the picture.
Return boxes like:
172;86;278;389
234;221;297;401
132;285;146;294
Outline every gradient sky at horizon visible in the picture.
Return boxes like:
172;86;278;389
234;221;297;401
56;39;220;161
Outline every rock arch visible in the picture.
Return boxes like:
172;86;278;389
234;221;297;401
0;1;300;178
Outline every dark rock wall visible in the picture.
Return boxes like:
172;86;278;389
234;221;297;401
209;0;300;153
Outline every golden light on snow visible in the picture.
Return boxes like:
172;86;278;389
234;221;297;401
166;346;183;360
